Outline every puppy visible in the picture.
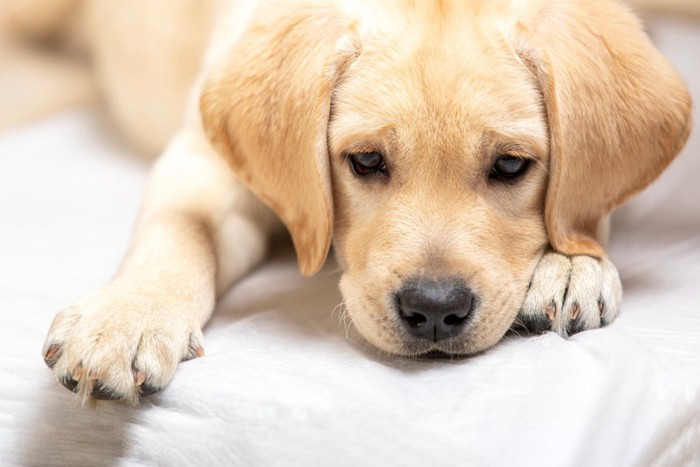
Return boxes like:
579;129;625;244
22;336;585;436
10;0;689;404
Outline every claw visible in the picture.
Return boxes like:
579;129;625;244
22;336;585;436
185;330;206;361
43;344;62;368
72;363;83;382
545;301;557;320
132;369;160;396
134;369;147;386
570;302;581;320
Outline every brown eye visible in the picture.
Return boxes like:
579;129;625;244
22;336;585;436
490;156;530;181
348;152;387;177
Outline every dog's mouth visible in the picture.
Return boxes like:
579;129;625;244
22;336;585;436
388;321;476;357
396;336;473;357
339;274;503;357
414;349;471;360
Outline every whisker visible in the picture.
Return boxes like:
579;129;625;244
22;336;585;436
330;300;344;320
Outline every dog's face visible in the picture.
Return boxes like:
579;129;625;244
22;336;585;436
328;32;549;354
201;0;691;356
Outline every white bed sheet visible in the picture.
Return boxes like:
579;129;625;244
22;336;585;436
1;15;699;467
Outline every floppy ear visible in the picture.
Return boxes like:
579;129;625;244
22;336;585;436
199;4;359;275
517;0;692;257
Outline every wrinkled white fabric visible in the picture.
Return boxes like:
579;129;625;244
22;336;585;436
1;16;699;467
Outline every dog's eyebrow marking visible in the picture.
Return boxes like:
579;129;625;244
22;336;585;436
329;123;398;160
342;141;385;156
487;127;547;154
492;142;537;159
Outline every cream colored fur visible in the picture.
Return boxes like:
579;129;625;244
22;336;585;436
1;0;691;404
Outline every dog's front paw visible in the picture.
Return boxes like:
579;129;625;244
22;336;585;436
517;252;622;337
42;286;205;405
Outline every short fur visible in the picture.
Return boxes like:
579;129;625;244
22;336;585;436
2;0;690;404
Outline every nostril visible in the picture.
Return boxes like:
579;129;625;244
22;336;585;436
398;305;428;328
443;313;468;326
395;277;476;342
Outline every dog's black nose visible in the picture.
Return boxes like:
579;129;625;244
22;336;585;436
396;278;474;342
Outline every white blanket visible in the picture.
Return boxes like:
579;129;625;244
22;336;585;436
1;15;699;467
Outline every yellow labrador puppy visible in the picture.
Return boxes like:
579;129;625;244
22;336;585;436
6;0;690;404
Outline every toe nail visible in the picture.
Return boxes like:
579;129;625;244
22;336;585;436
545;302;556;320
87;368;100;380
570;303;581;320
183;345;205;361
43;344;62;368
186;331;205;361
72;363;83;382
134;370;147;386
598;299;606;315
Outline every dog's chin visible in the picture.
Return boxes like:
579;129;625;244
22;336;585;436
354;312;517;358
415;350;472;360
395;335;476;358
362;329;488;358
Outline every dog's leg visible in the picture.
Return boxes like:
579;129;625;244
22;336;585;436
42;129;279;404
517;253;623;337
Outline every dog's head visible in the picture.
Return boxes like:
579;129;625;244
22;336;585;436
200;0;691;355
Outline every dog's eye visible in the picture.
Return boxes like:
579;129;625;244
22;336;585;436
348;152;387;177
490;156;530;181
